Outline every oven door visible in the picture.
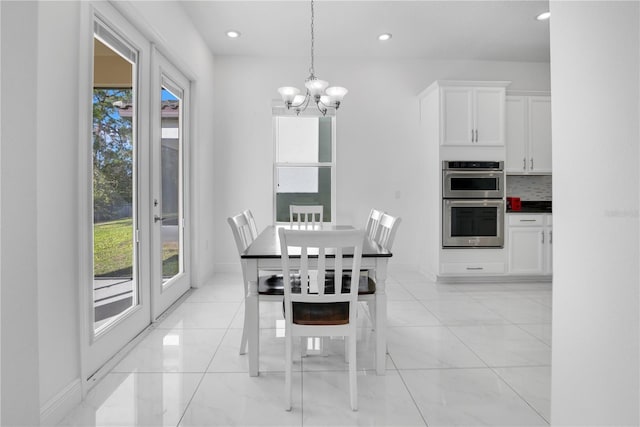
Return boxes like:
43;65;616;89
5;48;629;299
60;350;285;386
443;170;504;199
443;199;505;248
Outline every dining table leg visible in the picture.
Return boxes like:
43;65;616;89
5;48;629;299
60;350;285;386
375;259;388;375
246;259;259;377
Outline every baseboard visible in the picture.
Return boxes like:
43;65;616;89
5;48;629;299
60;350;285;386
40;378;82;426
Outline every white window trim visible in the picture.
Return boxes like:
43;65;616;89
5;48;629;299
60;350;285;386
272;113;337;225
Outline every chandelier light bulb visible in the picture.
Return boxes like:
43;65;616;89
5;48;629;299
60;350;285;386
325;86;348;103
305;79;329;97
277;87;301;104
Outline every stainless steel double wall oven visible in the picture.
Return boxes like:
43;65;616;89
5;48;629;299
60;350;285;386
442;161;505;248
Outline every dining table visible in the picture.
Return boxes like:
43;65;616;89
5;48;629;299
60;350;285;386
241;224;392;377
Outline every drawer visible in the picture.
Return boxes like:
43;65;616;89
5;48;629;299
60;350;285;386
508;214;544;226
441;262;505;275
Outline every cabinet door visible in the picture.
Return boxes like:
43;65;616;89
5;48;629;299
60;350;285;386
505;96;527;172
508;227;545;274
474;87;505;146
528;96;552;173
441;87;473;145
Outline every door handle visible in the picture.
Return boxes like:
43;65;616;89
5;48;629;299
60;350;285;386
154;215;165;223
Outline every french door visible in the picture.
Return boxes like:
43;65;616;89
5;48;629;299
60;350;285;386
81;3;190;388
150;49;191;319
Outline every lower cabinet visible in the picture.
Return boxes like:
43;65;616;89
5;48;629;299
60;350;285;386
507;214;552;275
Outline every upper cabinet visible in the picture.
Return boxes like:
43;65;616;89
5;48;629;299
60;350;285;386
440;84;508;146
506;95;552;174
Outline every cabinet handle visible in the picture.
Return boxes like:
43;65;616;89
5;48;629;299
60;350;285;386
475;129;478;143
519;219;537;222
550;230;552;244
523;158;526;170
531;158;534;170
471;129;475;143
466;267;484;270
541;231;545;243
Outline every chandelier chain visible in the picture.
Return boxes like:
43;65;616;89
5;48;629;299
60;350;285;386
309;0;315;78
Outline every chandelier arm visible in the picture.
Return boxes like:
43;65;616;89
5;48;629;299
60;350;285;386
315;101;328;116
316;98;339;109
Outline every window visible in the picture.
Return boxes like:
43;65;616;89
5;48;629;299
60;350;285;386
274;116;335;223
274;116;335;222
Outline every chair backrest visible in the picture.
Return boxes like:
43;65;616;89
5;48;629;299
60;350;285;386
289;205;324;229
279;228;365;325
365;208;385;240
376;213;402;251
227;212;255;255
242;209;259;240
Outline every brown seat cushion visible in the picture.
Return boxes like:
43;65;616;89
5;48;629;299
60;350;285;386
292;301;350;325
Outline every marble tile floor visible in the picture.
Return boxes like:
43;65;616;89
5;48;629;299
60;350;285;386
59;270;552;426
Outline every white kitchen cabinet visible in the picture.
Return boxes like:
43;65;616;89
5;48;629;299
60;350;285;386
441;85;506;146
506;95;552;173
420;81;509;146
507;214;552;275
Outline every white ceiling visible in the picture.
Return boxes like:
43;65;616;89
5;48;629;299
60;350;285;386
181;1;551;62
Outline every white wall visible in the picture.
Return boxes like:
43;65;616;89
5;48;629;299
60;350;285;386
1;2;41;425
0;1;218;424
112;1;217;286
550;1;639;424
36;3;81;420
212;56;550;272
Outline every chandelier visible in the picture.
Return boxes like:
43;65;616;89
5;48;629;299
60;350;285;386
277;0;348;116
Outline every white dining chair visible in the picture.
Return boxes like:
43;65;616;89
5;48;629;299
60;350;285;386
359;212;401;331
242;209;259;240
228;212;285;355
376;213;402;251
289;205;323;229
365;208;385;240
279;227;365;411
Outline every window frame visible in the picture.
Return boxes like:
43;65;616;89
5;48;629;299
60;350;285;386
272;114;337;225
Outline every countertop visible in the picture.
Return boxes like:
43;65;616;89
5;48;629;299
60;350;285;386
506;200;552;213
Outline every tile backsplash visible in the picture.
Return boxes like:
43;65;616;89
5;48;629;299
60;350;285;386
506;175;552;201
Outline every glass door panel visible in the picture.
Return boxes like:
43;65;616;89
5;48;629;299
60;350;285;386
85;10;152;383
92;37;138;333
159;87;182;284
150;50;190;319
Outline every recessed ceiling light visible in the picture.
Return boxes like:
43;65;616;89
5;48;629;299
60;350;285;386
536;11;551;21
226;30;241;38
378;33;392;41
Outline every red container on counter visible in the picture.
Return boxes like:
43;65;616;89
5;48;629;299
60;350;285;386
507;197;521;211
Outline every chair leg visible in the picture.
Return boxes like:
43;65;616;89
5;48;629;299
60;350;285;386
348;332;358;411
239;301;249;355
285;332;293;411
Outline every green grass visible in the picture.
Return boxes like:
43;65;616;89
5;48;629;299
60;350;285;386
94;218;179;278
